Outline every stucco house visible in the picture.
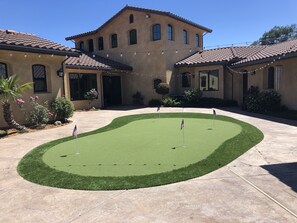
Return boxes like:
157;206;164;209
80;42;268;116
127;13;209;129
175;39;297;109
0;29;79;127
65;5;212;106
1;5;297;128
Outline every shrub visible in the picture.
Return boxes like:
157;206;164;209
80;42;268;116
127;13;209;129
183;89;202;104
155;83;170;98
132;91;144;105
162;97;181;107
26;96;51;126
50;97;74;122
148;99;162;107
244;86;281;113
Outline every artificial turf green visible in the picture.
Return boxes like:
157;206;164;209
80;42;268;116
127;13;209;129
17;113;263;190
43;118;241;177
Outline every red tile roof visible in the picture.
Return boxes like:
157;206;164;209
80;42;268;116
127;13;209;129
176;39;297;67
232;38;297;67
175;46;265;67
65;5;212;40
65;52;132;71
0;29;79;56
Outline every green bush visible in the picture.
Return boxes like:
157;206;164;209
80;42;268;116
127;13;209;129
50;97;74;122
155;83;170;97
183;89;202;104
148;99;162;107
244;86;281;113
132;91;144;105
26;97;51;126
162;97;181;107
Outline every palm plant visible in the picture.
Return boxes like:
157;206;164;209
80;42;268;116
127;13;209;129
0;75;32;130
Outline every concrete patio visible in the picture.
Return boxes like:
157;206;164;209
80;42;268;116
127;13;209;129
0;107;297;223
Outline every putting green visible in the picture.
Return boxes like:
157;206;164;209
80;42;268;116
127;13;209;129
43;118;241;177
17;113;264;190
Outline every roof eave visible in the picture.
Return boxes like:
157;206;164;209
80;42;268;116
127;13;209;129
175;61;228;68
65;6;212;40
231;52;297;68
0;44;80;57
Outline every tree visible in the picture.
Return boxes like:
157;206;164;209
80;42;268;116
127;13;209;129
252;24;297;45
0;75;32;130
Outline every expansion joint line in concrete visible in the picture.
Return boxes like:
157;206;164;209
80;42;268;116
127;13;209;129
229;168;297;219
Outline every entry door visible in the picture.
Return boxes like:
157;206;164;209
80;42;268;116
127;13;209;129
102;76;122;106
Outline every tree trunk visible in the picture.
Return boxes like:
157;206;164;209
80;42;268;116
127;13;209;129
2;102;26;131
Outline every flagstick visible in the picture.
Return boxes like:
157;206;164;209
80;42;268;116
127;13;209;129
212;114;215;129
182;127;185;148
75;137;80;155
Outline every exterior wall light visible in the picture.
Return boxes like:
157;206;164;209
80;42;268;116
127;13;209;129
57;69;64;77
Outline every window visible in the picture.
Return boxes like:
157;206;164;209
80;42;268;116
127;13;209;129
183;30;188;44
98;37;104;50
79;41;84;50
88;39;94;52
153;78;162;89
152;24;161;41
129;29;137;45
69;73;97;100
168;24;173;41
276;66;282;91
196;34;200;47
268;67;275;89
111;34;118;48
199;70;219;91
32;65;47;93
182;73;191;88
0;62;8;79
129;14;134;23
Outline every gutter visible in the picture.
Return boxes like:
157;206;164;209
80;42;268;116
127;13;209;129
231;51;297;68
0;44;79;57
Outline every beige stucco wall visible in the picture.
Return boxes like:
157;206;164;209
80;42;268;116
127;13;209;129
175;65;225;99
72;9;207;104
64;68;103;110
0;50;66;128
230;57;297;109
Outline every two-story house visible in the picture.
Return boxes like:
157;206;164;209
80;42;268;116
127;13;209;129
65;5;212;107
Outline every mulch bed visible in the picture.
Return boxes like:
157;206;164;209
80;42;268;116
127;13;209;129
0;121;72;139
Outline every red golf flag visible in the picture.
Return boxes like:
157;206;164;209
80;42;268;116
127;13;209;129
180;119;184;130
72;125;78;138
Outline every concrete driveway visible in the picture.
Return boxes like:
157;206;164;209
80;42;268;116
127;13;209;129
0;107;297;223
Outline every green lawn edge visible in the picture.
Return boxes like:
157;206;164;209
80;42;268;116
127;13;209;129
17;113;264;190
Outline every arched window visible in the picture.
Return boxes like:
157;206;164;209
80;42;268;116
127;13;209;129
88;39;94;52
152;24;161;41
182;72;191;88
111;34;118;48
0;62;8;79
196;34;200;47
168;24;173;41
79;41;84;50
129;14;134;23
183;30;188;44
153;78;162;89
129;29;137;45
32;65;47;93
98;37;104;50
268;67;275;89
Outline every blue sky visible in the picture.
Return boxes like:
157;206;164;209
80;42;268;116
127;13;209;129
1;0;297;49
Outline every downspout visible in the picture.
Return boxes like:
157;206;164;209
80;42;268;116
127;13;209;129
60;57;69;97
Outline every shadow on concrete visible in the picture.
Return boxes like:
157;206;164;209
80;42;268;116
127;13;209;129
220;107;297;127
261;162;297;193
